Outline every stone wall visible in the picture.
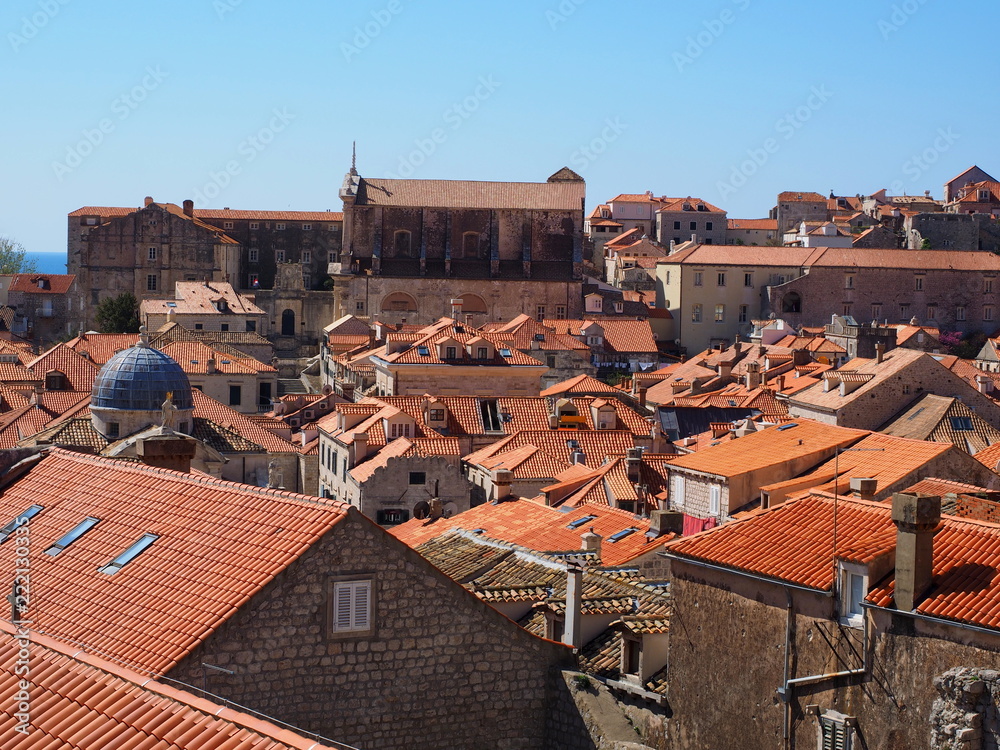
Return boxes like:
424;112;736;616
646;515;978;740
930;667;1000;749
169;509;575;750
357;454;473;523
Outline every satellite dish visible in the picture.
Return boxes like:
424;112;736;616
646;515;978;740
413;500;431;520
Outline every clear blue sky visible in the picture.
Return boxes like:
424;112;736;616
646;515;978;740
0;0;991;256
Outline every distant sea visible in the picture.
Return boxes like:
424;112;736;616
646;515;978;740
25;252;67;274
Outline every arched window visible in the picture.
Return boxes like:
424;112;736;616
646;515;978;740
394;230;412;257
781;292;802;314
458;294;488;315
281;309;296;336
461;232;480;259
381;292;418;313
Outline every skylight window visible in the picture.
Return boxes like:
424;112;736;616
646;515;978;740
776;423;799;431
98;533;159;575
166;302;177;308
0;505;44;543
45;517;100;556
499;348;512;358
567;515;597;529
608;528;637;543
417;346;430;356
950;416;974;431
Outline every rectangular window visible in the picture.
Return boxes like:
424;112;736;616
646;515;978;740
914;276;923;291
926;306;936;320
987;278;994;293
709;485;721;515
220;323;229;331
672;474;685;508
276;250;285;262
715;304;725;322
555;305;566;319
0;505;44;544
249;222;259;230
276;223;286;231
872;304;882;320
477;346;488;359
302;224;312;231
146;274;157;291
246;320;256;332
689;221;697;231
706;222;714;231
302;251;312;263
739;305;748;323
429;409;444;421
248;248;259;262
744;272;753;287
409;471;426;485
445;346;457;359
692;304;702;323
843;304;853;317
229;385;242;406
845;275;853;289
956;306;966;321
717;272;726;286
985;306;994;322
45;517;100;556
900;304;910;318
148;247;157;261
693;271;703;286
99;533;158;575
536;305;546;322
331;579;372;634
673;221;681;230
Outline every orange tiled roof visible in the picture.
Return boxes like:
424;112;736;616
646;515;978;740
727;218;778;231
191;389;297;452
8;273;75;294
0;620;344;749
158;340;276;374
543;318;659;355
69;204;342;223
391;500;663;567
141;281;265;317
66;333;141;364
464;430;636;480
350;436;462;483
356;177;585;210
0;448;349;675
28;342;100;391
667;420;868;478
778;191;826;203
540;374;620;397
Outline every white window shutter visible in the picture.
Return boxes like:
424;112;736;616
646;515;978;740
335;582;353;631
353;581;371;630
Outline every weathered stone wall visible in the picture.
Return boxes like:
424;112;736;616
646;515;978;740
930;667;1000;749
170;509;575;750
666;558;1000;750
906;213;1000;253
358;454;473;523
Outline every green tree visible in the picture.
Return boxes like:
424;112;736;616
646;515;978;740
94;292;140;333
920;238;932;250
0;237;38;274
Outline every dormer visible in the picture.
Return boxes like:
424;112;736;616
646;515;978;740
580;321;605;347
436;336;462;361
213;297;228;312
590;399;617;430
585;293;603;314
696;202;706;212
383;411;416;441
36;277;50;290
45;369;66;391
422;396;449;429
465;336;494;360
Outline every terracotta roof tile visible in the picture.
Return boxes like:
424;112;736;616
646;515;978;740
8;273;75;294
356;177;584;210
27;343;101;391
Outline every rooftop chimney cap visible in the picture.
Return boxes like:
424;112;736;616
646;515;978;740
891;492;941;530
144;196;154;206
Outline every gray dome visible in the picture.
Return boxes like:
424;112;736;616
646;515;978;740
92;342;193;411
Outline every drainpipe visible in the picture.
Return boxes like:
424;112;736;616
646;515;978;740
781;587;793;748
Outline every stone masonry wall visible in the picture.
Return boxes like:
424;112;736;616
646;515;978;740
930;667;1000;749
169;509;575;750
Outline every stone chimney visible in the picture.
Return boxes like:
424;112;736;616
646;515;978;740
717;361;733;379
850;477;878;502
581;527;602;558
450;298;463;320
429;498;444;520
493;468;513;501
875;343;885;364
563;564;583;650
144;196;154;206
351;432;368;465
745;362;762;390
648;509;683;537
626;447;642;483
891;492;941;612
135;435;197;474
638;387;648;409
183;199;194;217
976;375;994;394
570;450;587;465
206;358;216;374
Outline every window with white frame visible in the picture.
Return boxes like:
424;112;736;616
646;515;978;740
956;305;966;321
672;474;685;508
692;304;702;323
302;251;311;263
248;248;259;262
148;246;157;261
818;712;855;750
838;562;867;628
250;222;259;230
302;223;312;231
709;485;721;515
693;271;703;287
276;223;286;231
330;578;373;635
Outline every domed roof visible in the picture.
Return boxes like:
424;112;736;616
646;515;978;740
92;335;193;411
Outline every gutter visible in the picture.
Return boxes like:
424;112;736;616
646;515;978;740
862;601;1000;639
659;551;832;598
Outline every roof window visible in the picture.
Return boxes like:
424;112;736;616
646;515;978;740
776;423;799;431
45;517;100;556
567;515;597;529
608;528;638;543
98;533;159;575
0;505;44;543
499;348;512;358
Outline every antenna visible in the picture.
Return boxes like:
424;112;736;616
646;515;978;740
350;141;358;176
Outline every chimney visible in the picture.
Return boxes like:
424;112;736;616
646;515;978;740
206;357;216;374
638;387;648;409
429;498;444;520
669;240;676;252
745;362;762;390
183;199;194;217
581;527;602;558
144;196;155;207
717;361;733;379
570;450;587;466
563;564;583;649
341;382;355;401
351;432;368;465
166;307;175;323
691;233;698;244
850;477;878;502
626;447;642;483
875;343;885;364
976;375;994;394
493;468;513;501
450;298;463;320
891;493;941;612
135;435;197;474
648;510;684;537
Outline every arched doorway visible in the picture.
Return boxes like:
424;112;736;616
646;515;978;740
381;292;419;314
781;292;802;314
281;309;295;336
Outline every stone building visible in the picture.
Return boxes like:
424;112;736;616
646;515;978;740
772;190;828;232
654;197;727;246
329;166;586;326
905;211;1000;252
662;490;1000;750
0;446;574;750
140;280;268;334
2;273;82;344
67;198;342;328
